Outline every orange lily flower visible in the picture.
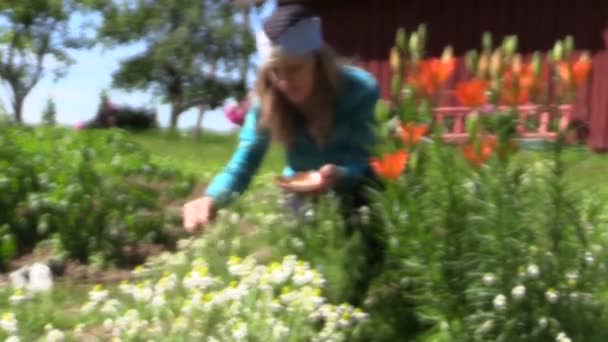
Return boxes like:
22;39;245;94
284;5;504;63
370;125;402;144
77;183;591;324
557;62;571;86
400;122;429;146
409;57;455;98
501;87;530;106
572;55;592;88
528;62;550;100
455;79;488;107
461;136;495;168
558;55;592;89
500;68;533;106
370;150;409;180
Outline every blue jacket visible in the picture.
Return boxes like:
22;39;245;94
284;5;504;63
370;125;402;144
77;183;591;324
205;65;380;206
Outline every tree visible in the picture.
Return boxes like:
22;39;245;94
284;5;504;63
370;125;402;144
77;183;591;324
0;0;98;123
41;97;56;126
98;0;254;130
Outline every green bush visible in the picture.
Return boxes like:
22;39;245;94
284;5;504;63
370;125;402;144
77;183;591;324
0;126;196;269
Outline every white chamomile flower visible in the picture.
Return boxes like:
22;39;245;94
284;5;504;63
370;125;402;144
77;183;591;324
352;308;369;322
268;262;291;285
80;301;97;314
526;264;540;278
538;317;548;329
545;288;559;304
269;299;282;312
493;294;507;311
132;265;147;276
565;271;579;281
556;332;571;342
1;312;18;334
228;256;255;278
154;273;177;294
272;322;289;339
151;294;166;308
119;280;133;295
304;208;315;221
584;251;595;266
293;267;315;286
183;265;214;290
89;284;109;303
232;321;247;341
9;289;30;305
229;212;240;225
103;318;114;330
337;310;353;328
511;285;526;300
482;273;496;286
44;325;65;342
132;282;153;302
101;299;122;315
5;336;20;342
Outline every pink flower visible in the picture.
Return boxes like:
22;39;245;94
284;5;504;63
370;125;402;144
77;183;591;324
74;122;86;130
225;101;248;126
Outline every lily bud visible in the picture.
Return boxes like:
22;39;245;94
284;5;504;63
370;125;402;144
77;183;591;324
466;115;480;139
490;50;503;78
390;47;402;72
478;53;489;77
552;41;564;62
465;50;478;73
531;52;542;77
441;46;454;63
417;24;427;49
396;28;407;53
409;33;419;56
564;35;574;57
482;31;493;52
375;99;392;123
503;36;518;57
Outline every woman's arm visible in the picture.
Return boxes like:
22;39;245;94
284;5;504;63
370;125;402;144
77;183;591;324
205;105;270;207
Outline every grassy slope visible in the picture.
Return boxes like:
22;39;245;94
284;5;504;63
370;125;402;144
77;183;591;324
130;131;285;183
132;132;608;201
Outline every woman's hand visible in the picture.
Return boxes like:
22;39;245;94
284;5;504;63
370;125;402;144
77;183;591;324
317;164;342;192
300;164;342;196
183;196;216;233
278;164;342;196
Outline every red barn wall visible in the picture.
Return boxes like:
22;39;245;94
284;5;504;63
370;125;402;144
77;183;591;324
305;0;608;151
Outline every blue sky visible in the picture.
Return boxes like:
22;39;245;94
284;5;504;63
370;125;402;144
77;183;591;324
0;1;276;132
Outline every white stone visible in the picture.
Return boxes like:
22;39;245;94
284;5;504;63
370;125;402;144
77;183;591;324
9;267;29;289
27;263;53;292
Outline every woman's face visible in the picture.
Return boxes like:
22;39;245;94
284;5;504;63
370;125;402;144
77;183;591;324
268;54;316;105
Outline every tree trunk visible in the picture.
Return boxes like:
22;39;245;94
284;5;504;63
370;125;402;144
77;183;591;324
169;102;180;130
13;94;24;124
193;105;206;139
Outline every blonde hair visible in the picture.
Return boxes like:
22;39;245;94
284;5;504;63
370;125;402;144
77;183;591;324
255;45;342;148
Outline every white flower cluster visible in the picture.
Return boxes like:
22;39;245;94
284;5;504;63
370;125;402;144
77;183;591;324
76;254;366;341
1;312;18;335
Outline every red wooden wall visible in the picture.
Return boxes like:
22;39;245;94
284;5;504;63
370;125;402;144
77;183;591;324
306;0;608;151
